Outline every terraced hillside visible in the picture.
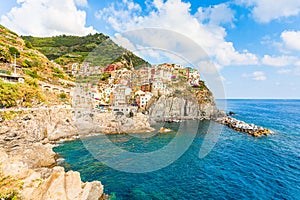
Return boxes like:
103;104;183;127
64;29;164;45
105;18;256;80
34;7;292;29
22;34;150;69
0;25;73;108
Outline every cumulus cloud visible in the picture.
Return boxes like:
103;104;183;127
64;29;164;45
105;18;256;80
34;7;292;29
281;30;300;51
243;71;267;81
96;0;258;68
196;3;235;26
0;0;96;36
262;55;298;67
237;0;300;23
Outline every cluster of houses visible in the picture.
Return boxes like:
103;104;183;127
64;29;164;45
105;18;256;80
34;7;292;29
0;57;202;115
73;63;202;115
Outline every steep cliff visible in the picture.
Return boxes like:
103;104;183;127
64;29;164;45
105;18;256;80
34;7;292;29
148;81;223;122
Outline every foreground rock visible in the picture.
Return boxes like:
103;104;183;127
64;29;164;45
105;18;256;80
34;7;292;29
216;116;273;137
0;107;78;148
0;107;107;199
0;146;106;200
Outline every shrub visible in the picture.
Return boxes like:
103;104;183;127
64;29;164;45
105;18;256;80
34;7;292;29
0;81;21;107
8;47;20;58
52;67;65;79
100;72;111;81
24;69;38;79
22;59;32;68
0;80;44;108
59;92;67;99
25;41;33;49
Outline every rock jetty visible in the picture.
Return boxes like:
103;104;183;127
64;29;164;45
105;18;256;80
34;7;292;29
216;116;273;137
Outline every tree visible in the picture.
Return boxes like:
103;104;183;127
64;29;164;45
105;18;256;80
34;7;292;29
25;41;33;49
8;47;20;58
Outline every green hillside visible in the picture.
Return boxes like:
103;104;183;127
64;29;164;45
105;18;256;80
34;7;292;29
0;25;73;83
0;25;73;108
22;34;150;68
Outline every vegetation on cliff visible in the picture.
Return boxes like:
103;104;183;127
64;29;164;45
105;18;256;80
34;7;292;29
0;25;72;82
0;78;45;108
22;34;150;68
0;25;73;108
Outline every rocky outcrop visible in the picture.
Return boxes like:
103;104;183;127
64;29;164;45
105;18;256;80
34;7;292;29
75;112;155;135
0;107;106;199
29;167;104;200
0;107;78;149
148;94;223;122
0;148;106;200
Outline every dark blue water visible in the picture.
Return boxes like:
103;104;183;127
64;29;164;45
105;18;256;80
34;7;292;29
54;100;300;199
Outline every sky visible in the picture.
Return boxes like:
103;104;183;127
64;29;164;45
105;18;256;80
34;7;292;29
0;0;300;99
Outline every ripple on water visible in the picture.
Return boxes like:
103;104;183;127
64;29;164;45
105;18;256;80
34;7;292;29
53;100;300;199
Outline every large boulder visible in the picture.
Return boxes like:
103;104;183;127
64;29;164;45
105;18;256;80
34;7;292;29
29;167;104;200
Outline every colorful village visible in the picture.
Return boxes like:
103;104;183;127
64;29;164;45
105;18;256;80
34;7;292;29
72;62;203;116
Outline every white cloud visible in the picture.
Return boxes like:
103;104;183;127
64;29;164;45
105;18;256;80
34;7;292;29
281;30;300;51
74;0;88;7
0;0;96;36
97;0;258;68
243;71;267;81
196;3;235;26
238;0;300;23
113;33;137;52
262;55;298;67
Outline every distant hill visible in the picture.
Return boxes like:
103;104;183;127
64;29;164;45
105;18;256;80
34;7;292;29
22;34;150;69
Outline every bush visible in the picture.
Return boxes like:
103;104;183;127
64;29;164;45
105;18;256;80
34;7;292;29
24;69;38;79
100;72;111;81
59;92;67;99
0;80;44;108
25;41;33;49
8;47;20;58
22;59;32;68
53;67;64;79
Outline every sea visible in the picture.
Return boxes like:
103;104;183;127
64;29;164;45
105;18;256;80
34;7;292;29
54;99;300;199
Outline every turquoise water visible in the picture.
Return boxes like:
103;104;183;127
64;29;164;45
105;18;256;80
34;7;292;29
54;100;300;199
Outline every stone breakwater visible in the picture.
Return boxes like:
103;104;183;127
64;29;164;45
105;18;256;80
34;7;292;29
0;107;107;200
216;116;273;137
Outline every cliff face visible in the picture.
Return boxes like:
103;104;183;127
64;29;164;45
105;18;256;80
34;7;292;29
149;84;223;122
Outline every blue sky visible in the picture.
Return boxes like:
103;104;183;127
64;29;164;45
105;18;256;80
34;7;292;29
0;0;300;99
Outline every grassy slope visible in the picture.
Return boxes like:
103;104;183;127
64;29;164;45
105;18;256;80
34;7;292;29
0;25;72;108
0;25;73;83
22;34;150;69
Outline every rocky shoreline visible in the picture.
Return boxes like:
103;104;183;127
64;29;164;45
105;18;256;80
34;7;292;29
0;107;107;199
0;106;272;199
